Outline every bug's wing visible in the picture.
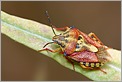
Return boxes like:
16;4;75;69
96;46;112;63
69;51;99;62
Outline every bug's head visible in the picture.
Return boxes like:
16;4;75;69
52;34;66;48
43;11;66;48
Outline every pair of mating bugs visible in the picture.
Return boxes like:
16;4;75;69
38;11;111;74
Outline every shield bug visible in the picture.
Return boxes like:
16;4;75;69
38;11;111;73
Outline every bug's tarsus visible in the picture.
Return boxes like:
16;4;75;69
45;11;56;35
97;68;107;74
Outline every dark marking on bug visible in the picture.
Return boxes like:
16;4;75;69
64;52;67;56
78;36;82;40
61;44;65;48
81;62;103;67
70;25;75;29
76;43;80;48
65;39;68;43
65;34;69;38
57;41;65;48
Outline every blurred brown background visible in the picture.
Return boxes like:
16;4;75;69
1;1;121;81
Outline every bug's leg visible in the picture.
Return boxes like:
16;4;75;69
64;56;75;70
53;26;69;31
88;33;111;50
38;48;61;53
97;68;107;74
88;32;104;45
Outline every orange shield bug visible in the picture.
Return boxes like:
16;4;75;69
38;11;111;74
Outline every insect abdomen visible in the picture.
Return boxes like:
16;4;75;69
80;62;104;68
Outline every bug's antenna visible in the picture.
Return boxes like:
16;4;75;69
45;11;56;35
43;42;54;48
